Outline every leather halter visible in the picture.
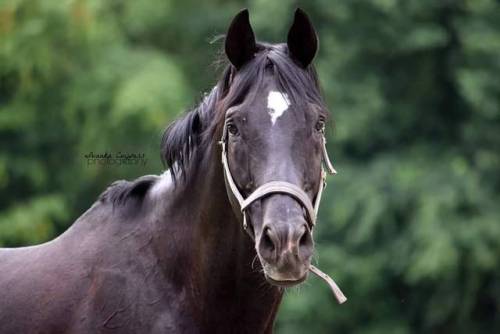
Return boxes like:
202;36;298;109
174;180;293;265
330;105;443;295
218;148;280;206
218;119;347;305
219;120;336;232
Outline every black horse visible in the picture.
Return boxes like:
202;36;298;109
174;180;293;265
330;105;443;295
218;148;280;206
0;9;342;334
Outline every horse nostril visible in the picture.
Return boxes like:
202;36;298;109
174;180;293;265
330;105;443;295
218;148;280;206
298;224;312;252
262;226;276;253
299;228;308;247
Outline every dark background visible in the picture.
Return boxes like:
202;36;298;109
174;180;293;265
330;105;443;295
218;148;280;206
1;0;499;333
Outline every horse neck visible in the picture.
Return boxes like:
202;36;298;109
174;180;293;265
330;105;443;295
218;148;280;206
155;144;283;330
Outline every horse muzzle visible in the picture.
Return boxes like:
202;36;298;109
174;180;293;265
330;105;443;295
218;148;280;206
254;195;314;287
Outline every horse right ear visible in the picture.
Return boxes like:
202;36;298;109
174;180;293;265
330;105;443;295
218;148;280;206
287;8;318;68
225;9;257;69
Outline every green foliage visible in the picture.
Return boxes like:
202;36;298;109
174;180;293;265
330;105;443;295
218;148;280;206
0;194;66;246
1;0;499;333
275;1;500;333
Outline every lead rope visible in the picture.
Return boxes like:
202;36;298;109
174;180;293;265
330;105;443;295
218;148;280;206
310;265;347;304
220;124;346;304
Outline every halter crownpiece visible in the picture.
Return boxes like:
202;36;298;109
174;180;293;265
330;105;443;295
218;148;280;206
219;120;347;304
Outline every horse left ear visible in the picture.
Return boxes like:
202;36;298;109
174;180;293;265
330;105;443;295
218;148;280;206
225;9;257;69
287;8;318;68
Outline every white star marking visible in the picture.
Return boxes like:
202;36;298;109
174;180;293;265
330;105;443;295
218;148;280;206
267;91;290;125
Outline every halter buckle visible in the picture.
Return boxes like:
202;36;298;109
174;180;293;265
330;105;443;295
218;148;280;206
242;214;248;230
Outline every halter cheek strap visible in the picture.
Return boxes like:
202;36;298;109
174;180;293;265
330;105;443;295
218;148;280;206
219;121;346;304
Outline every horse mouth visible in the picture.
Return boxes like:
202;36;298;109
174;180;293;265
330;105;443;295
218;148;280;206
265;272;308;287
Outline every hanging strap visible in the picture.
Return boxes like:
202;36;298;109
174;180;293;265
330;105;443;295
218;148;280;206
310;265;347;304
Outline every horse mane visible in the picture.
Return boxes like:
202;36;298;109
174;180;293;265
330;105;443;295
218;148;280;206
100;42;327;208
98;175;158;207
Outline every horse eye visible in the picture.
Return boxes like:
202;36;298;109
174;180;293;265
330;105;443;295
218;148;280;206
227;123;239;136
315;120;325;133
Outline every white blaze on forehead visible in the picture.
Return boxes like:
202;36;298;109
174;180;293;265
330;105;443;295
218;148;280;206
267;91;290;125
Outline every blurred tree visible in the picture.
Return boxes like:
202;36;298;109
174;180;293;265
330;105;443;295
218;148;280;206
0;0;193;242
1;0;499;333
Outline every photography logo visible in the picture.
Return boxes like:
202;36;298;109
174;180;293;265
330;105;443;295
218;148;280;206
84;152;147;167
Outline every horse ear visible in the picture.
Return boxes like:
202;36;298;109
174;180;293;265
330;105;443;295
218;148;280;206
225;9;257;69
287;8;318;68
